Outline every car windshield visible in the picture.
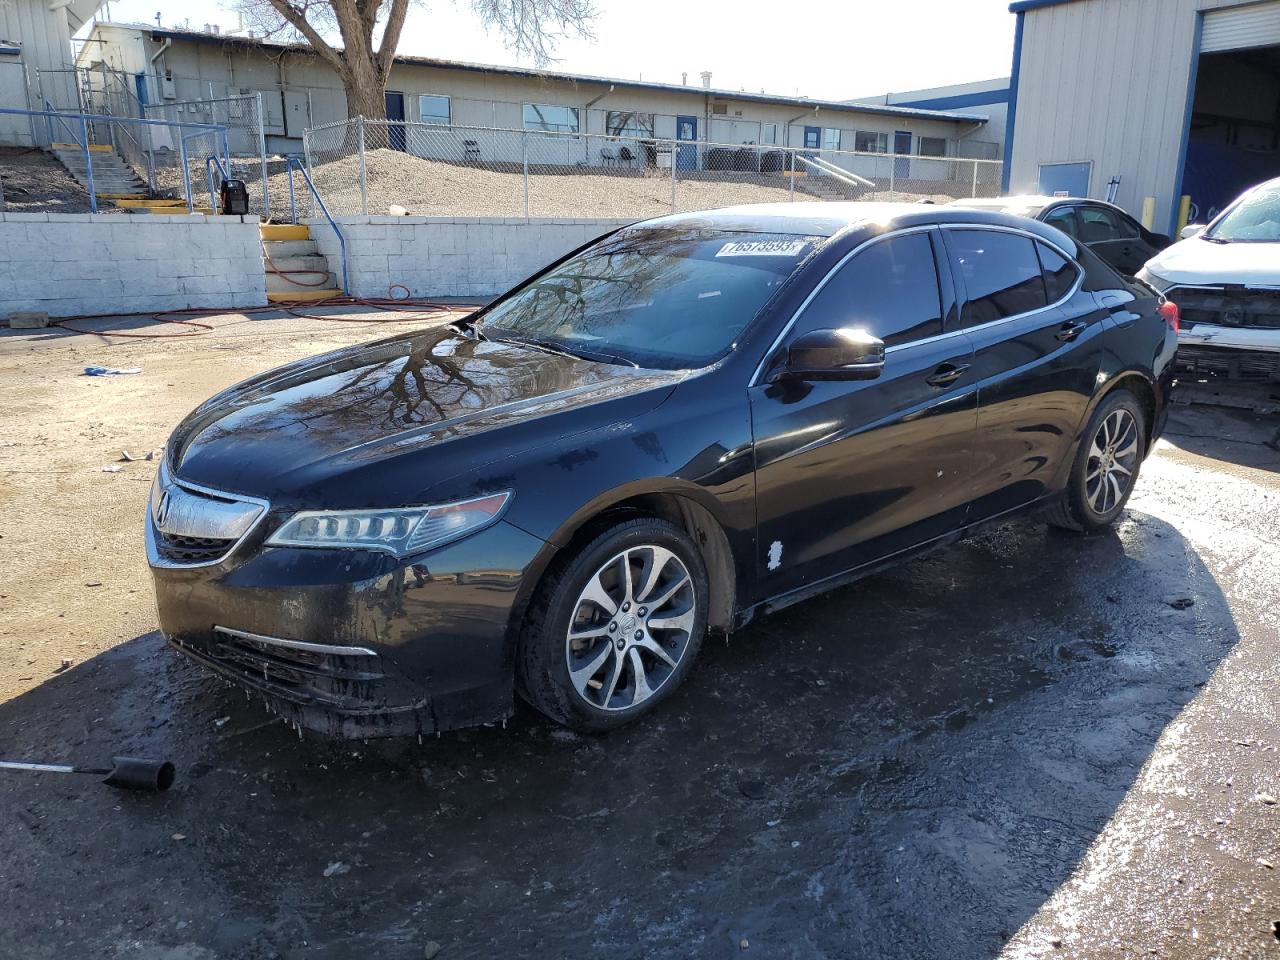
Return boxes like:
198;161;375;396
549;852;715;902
1205;185;1280;242
478;225;821;369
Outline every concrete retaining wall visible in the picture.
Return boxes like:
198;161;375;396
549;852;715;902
307;217;633;299
0;213;266;318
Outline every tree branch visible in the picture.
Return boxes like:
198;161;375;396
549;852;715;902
376;0;410;78
264;0;347;75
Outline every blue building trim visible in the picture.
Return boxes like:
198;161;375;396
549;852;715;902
1008;0;1078;12
1169;11;1204;235
1002;10;1025;193
894;89;1010;112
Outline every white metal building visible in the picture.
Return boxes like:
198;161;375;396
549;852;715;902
0;0;99;144
69;22;998;169
1006;0;1280;233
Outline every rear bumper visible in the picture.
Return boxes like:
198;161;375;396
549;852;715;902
148;518;548;738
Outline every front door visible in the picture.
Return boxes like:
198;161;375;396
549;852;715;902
894;130;912;181
750;229;978;598
940;226;1106;518
676;115;698;170
385;91;407;151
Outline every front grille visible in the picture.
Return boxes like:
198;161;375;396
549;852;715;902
1178;345;1280;382
207;627;384;705
1170;286;1280;330
154;531;237;564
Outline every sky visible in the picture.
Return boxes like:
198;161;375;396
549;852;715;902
84;0;1016;101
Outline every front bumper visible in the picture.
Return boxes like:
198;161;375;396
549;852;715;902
148;515;548;738
1178;325;1280;381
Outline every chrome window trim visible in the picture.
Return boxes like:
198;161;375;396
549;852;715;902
214;626;377;658
147;461;271;570
749;222;1084;385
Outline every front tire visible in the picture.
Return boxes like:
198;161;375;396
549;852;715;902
516;518;709;731
1047;390;1146;533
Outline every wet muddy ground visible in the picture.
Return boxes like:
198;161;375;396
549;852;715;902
1;316;1278;959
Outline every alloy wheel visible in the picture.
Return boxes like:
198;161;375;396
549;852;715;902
564;545;697;712
1085;408;1139;515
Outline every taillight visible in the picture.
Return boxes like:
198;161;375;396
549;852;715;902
1159;300;1180;334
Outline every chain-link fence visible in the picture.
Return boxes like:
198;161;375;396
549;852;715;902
0;106;229;214
299;118;1003;220
144;95;272;216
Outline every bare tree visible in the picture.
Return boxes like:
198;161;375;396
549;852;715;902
235;0;595;121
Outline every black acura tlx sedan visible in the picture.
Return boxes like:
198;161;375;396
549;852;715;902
148;203;1178;738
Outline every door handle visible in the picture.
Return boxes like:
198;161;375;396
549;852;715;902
1056;321;1088;342
925;363;970;387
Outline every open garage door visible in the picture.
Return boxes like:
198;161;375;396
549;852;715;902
1181;1;1280;222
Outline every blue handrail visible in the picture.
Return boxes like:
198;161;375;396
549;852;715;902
285;156;350;297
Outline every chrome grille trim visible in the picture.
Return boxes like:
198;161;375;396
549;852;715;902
147;462;270;569
213;626;378;658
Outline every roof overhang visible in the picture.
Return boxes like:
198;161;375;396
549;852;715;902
1009;0;1079;12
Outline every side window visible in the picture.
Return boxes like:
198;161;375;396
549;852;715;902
1043;206;1078;238
948;230;1048;327
794;233;943;347
1077;206;1123;243
1037;242;1081;302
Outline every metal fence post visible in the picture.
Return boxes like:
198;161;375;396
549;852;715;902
670;138;676;212
789;152;796;202
80;117;97;214
357;116;369;216
971;160;979;198
256;91;270;217
889;152;895;193
179;133;193;214
522;131;530;218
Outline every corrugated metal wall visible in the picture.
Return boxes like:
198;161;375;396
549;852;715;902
1008;0;1256;232
0;0;77;144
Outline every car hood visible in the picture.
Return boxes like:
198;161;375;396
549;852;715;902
1146;236;1280;287
170;328;684;503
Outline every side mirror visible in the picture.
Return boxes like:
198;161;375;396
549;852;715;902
779;328;885;382
1180;224;1205;239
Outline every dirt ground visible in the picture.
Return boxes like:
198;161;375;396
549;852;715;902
1;314;1279;959
0;146;93;214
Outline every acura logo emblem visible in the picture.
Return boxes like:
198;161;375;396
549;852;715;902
155;490;172;526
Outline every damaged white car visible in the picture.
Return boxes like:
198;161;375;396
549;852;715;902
1138;177;1280;382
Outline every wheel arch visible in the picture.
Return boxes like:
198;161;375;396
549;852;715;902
505;481;740;650
1097;370;1158;453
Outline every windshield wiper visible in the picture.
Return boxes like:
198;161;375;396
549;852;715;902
1201;235;1230;244
492;334;640;368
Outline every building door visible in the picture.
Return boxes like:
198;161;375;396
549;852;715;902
676;115;698;170
385;91;407;151
1038;162;1091;198
133;73;148;113
894;130;912;180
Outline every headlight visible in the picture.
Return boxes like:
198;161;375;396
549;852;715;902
1135;266;1174;293
266;492;511;558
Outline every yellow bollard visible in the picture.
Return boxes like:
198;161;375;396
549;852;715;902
1176;195;1192;236
1140;197;1156;231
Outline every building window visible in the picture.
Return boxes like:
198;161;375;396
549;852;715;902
762;123;777;145
418;94;450;125
918;136;947;157
854;131;889;154
605;111;655;138
523;103;580;134
822;127;841;151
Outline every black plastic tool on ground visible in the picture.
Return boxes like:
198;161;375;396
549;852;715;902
0;756;175;792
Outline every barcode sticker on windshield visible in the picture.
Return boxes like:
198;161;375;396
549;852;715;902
715;240;809;258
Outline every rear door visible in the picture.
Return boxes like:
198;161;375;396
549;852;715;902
941;227;1106;519
750;229;978;597
1077;204;1147;276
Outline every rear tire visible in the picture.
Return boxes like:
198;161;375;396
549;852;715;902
516;517;708;732
1047;390;1146;533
